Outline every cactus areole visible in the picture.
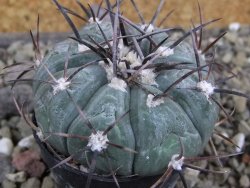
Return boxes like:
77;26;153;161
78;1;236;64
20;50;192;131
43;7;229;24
33;2;219;178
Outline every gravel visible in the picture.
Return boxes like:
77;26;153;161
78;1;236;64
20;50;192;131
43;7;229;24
0;24;249;187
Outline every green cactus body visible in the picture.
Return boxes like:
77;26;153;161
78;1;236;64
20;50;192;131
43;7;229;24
33;19;219;177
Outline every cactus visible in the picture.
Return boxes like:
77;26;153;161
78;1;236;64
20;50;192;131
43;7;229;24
7;0;250;187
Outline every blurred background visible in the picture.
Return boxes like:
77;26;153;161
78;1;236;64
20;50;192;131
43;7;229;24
1;0;250;32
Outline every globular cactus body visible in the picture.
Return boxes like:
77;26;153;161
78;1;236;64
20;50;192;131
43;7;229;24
33;0;219;178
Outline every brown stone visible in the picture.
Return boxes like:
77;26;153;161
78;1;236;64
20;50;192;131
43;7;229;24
12;149;45;177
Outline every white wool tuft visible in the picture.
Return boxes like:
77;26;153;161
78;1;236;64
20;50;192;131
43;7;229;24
99;60;114;81
108;77;127;92
146;94;165;108
52;78;71;95
119;45;131;58
196;80;215;100
103;40;130;58
78;43;90;52
117;61;128;78
140;24;154;33
87;131;109;152
139;69;158;86
88;17;102;24
103;41;113;49
168;154;184;171
122;51;142;68
156;46;174;57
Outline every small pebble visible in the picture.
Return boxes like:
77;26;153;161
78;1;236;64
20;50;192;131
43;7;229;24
235;51;248;67
2;179;17;188
232;133;245;152
214;131;229;145
238;121;250;136
229;22;241;32
16;118;33;138
12;149;40;170
218;167;231;183
7;41;23;55
233;96;247;113
225;32;238;43
0;137;14;156
20;177;41;188
228;176;236;186
0;126;11;138
18;135;35;149
26;160;46;177
14;43;34;61
236;163;246;173
241;109;250;120
222;53;233;64
184;168;200;187
240;175;250;188
7;116;20;128
5;171;27;183
11;146;22;159
244;166;250;174
12;149;45;177
41;176;56;188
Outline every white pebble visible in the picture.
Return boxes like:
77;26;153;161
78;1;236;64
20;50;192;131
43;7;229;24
6;171;27;183
0;137;14;156
228;22;241;32
18;135;35;148
232;133;245;152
